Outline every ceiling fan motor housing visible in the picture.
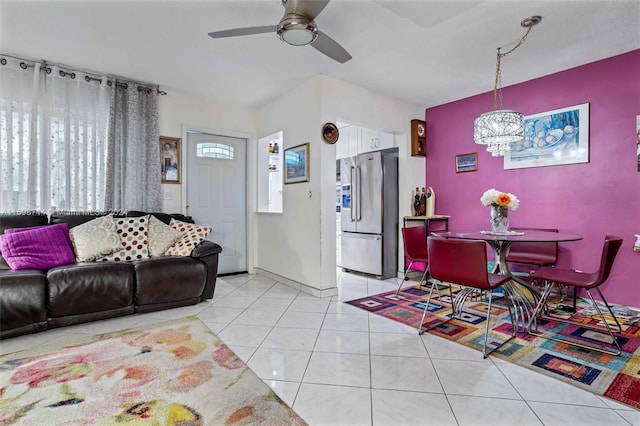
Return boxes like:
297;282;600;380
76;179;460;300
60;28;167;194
277;13;318;46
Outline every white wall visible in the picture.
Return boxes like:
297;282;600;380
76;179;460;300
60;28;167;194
158;80;423;295
318;76;424;282
158;91;256;213
396;133;427;270
255;78;325;291
254;75;423;295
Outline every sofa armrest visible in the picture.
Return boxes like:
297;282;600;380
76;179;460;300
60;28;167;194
190;241;222;301
190;240;223;258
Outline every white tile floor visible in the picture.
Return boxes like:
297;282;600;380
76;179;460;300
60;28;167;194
2;271;639;426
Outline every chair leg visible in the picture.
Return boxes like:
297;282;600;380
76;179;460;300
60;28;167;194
398;263;429;295
584;289;622;353
420;265;431;288
396;261;413;294
418;279;453;335
594;287;623;334
527;282;622;356
481;286;516;359
418;267;429;288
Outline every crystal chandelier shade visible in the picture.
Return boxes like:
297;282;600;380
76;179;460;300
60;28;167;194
474;109;524;156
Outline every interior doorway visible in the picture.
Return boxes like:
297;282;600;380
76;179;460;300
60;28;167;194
186;130;247;275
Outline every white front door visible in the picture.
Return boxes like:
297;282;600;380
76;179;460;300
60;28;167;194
186;131;247;274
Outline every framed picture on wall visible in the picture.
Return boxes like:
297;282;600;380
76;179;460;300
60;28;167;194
455;152;478;173
504;103;590;170
284;143;310;184
160;136;181;184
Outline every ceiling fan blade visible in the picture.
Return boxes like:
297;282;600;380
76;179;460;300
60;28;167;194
208;26;276;39
292;0;331;20
311;31;352;63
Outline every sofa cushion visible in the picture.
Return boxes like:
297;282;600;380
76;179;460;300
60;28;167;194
0;213;49;270
69;214;121;262
134;256;206;310
165;219;212;256
99;216;150;261
0;269;48;338
148;215;183;257
0;223;75;270
47;262;135;319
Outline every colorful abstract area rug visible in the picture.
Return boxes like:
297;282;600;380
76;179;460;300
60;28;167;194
347;285;640;409
0;316;307;425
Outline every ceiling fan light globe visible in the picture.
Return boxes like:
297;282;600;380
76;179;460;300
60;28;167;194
277;15;318;46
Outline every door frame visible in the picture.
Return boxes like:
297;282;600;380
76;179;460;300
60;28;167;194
181;124;255;274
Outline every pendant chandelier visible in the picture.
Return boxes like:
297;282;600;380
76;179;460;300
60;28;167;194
474;16;541;157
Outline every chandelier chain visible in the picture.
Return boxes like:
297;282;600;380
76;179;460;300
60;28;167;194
492;24;534;110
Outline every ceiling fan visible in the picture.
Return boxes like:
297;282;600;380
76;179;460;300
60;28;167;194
207;0;352;63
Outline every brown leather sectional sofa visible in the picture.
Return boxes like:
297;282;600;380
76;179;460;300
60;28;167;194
0;211;222;340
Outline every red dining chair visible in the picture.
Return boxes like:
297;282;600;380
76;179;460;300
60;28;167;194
527;235;623;355
422;237;517;358
397;226;429;294
505;228;566;312
506;228;559;271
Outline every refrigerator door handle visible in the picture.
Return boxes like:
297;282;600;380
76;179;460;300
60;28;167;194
357;166;362;221
350;165;356;222
343;233;381;241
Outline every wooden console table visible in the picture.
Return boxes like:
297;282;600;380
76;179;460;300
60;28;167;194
403;215;450;233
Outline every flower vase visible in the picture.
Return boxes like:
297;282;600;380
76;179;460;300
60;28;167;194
490;205;509;233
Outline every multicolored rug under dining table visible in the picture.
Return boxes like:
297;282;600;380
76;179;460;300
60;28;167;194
347;284;640;409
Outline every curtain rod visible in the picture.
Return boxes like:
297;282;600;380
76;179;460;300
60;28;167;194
0;55;167;96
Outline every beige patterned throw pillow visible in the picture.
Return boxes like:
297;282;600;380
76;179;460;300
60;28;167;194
99;216;150;262
165;219;212;256
69;214;121;262
148;215;184;257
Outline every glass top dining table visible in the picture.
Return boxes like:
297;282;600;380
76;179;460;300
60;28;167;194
431;230;582;275
431;230;583;331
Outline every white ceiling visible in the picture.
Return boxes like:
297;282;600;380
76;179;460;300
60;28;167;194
1;0;638;109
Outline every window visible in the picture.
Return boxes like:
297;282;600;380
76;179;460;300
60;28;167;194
196;142;234;160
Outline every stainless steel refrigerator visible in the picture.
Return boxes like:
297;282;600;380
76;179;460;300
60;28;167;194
340;149;398;279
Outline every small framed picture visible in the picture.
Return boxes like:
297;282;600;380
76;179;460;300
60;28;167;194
160;136;181;184
285;143;310;184
455;152;478;173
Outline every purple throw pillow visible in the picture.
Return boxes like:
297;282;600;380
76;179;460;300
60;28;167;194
0;223;76;270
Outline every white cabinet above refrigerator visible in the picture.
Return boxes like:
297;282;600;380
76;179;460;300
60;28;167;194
336;125;396;159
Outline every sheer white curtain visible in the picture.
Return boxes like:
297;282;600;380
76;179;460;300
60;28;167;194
0;56;162;213
0;58;42;210
0;57;111;212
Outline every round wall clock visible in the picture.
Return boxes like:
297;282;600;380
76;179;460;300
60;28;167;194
417;122;426;137
322;122;339;144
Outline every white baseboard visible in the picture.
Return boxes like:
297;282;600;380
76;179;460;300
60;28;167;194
254;268;338;298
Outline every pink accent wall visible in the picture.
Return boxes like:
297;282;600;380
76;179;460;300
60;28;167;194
425;49;640;307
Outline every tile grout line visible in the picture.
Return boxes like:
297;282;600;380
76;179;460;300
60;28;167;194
420;332;461;426
287;291;335;419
